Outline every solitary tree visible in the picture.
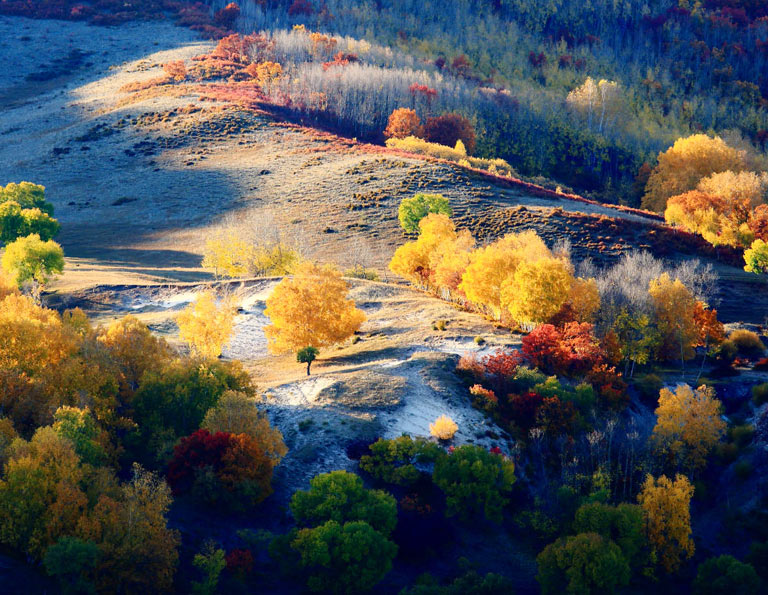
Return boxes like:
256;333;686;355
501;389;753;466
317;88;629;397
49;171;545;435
264;263;365;371
383;108;421;140
0;233;64;301
297;346;319;376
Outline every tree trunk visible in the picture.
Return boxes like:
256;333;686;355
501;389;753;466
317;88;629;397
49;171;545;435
306;361;312;376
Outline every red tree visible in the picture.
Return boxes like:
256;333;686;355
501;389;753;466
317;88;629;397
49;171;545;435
422;113;476;154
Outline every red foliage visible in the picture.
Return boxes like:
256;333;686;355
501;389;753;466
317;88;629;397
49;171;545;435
585;364;628;410
470;384;498;412
509;391;544;431
528;52;547;68
451;54;473;78
167;429;233;495
422;113;476;154
214;2;240;28
226;548;254;576
322;52;359;71
288;0;313;16
522;323;607;377
536;397;578;435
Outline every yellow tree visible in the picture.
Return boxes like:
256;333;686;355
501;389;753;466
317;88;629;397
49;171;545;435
652;384;725;472
567;276;601;322
177;291;235;359
459;231;549;319
501;256;573;326
637;474;695;573
264;262;365;364
697;170;768;206
642;135;746;212
648;273;699;368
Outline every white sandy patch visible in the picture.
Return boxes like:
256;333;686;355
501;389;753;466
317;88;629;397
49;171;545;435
270;376;339;407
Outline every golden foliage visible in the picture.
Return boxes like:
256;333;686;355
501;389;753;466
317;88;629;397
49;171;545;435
648;273;699;362
652;384;725;471
202;230;300;278
638;474;695;573
384;108;421;139
642;135;746;212
264;262;366;354
429;415;458;440
177;291;236;359
502;257;573;325
697;170;768;206
385;136;515;177
202;390;288;462
567;277;601;322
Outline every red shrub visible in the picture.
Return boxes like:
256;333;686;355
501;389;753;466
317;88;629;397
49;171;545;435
226;548;254;577
536;397;578;435
422;113;476;154
214;2;240;28
167;429;233;494
585;364;628;410
522;323;606;377
470;384;498;412
509;391;544;431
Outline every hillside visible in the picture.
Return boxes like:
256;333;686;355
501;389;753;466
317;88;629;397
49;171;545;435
1;14;765;322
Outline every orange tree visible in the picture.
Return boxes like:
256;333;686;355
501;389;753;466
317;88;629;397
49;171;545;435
264;262;365;373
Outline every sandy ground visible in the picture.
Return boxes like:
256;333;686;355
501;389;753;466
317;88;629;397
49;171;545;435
67;277;520;494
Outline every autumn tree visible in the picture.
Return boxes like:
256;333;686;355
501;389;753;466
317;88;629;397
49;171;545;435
201;229;299;278
649;273;699;368
384;108;421;140
566;77;624;135
264;262;365;364
744;239;768;274
643;135;747;212
501;256;573;326
1;233;64;301
398;193;452;234
177;291;236;359
52;406;106;466
652;384;725;472
202;390;286;454
697;170;768;206
422;113;476;154
637;473;695;573
389;214;474;293
0;200;59;245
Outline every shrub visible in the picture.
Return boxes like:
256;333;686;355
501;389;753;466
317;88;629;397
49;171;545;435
429;415;458;440
693;555;761;595
730;424;755;448
398;193;452;234
422;113;476;155
753;383;768;405
469;385;498;412
432;445;515;522
728;329;765;357
359;436;442;486
634;373;664;401
384;108;421;140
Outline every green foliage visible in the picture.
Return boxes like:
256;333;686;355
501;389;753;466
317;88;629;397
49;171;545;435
536;532;631;595
400;569;515;594
43;536;101;595
729;424;755;448
634;374;664;401
359;435;443;486
744;240;768;274
693;555;761;595
290;470;398;535
398;193;452;234
729;330;765;357
1;233;64;294
572;502;649;571
291;520;398;594
0;201;60;245
0;182;53;215
191;541;226;595
297;346;319;375
130;359;252;461
532;377;595;414
52;407;105;466
432;445;515;522
753;383;768;406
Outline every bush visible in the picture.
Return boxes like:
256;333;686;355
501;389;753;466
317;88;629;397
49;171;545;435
634;374;664;402
753;383;768;406
728;330;765;357
730;424;755;448
422;113;477;155
432;445;515;522
693;555;761;595
429;415;458;440
359;436;442;486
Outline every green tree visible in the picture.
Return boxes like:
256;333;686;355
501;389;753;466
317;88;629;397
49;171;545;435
297;346;319;376
398;193;453;234
693;555;761;595
191;541;226;595
744;239;768;274
0;181;53;214
1;233;64;301
290;470;397;535
291;520;397;594
359;435;443;487
432;444;515;522
52;406;106;466
573;502;649;572
43;536;101;595
0;201;59;245
537;532;631;595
